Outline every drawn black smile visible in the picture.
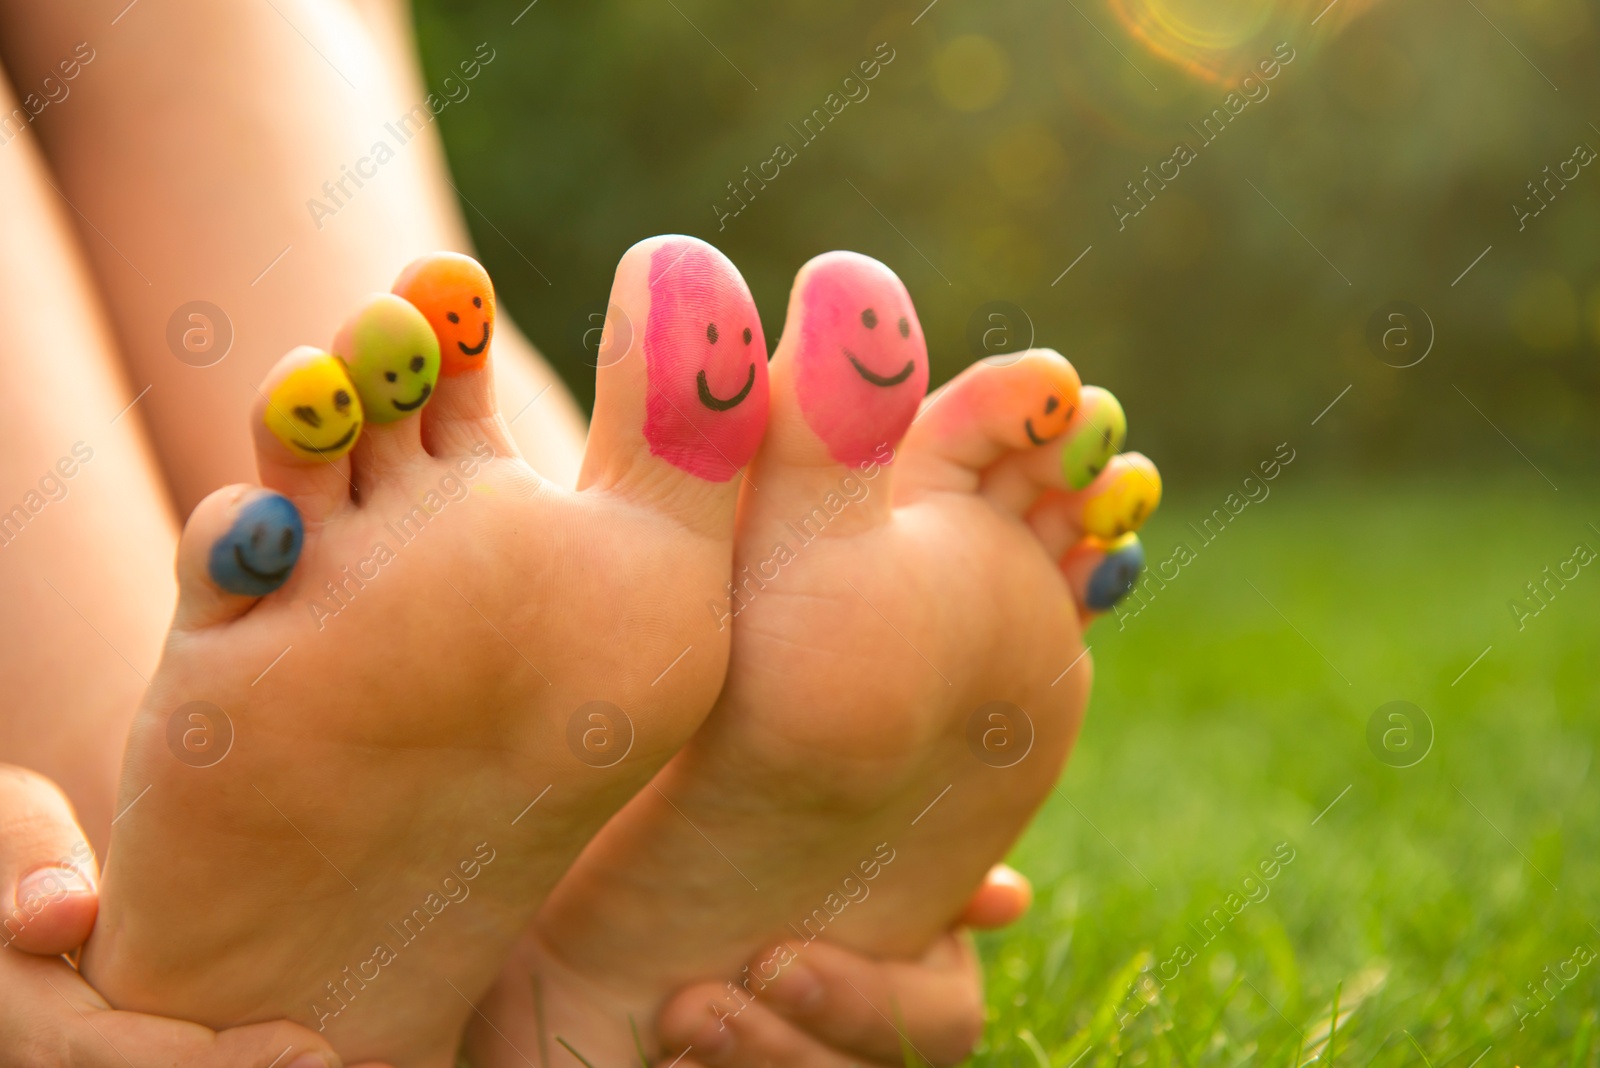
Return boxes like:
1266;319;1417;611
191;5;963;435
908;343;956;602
697;364;756;411
233;545;291;584
290;423;359;455
1024;418;1055;446
392;383;432;411
458;322;490;356
845;350;915;388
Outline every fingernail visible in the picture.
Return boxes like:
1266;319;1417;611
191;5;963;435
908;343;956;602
1080;452;1161;540
766;959;824;1010
1059;386;1126;490
638;237;769;481
263;349;364;460
392;251;497;377
286;1054;335;1068
16;866;93;908
334;294;441;424
690;1009;735;1058
208;492;303;596
792;251;927;467
1086;533;1145;611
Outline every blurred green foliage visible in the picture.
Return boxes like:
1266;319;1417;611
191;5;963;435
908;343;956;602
415;0;1597;482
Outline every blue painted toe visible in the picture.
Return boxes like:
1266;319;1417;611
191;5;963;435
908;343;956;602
208;492;304;596
1086;535;1144;611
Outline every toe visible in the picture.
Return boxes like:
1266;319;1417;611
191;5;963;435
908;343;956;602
333;292;440;490
394;251;519;461
1072;452;1163;540
899;349;1082;509
747;250;928;532
578;235;769;535
174;485;305;630
253;345;360;523
1063;531;1147;621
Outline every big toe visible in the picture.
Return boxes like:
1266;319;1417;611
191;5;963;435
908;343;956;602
577;235;769;537
746;250;930;534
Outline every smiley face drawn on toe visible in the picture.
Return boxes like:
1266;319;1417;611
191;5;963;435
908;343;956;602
641;239;769;480
1024;392;1074;446
1081;453;1162;540
263;353;364;459
1060;386;1127;491
208;492;304;596
334;293;442;423
795;254;928;466
392;252;497;376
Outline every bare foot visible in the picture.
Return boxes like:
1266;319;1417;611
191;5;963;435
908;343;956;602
82;239;771;1068
470;252;1160;1067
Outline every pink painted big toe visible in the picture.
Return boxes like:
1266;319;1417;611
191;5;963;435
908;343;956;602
793;252;928;466
643;239;770;481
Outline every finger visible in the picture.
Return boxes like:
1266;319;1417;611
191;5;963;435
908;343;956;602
0;765;97;955
658;988;885;1068
0;948;360;1068
738;935;984;1067
956;864;1033;930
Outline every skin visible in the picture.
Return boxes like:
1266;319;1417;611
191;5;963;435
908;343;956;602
793;255;928;467
0;1;1027;1063
1078;453;1163;540
334;293;442;422
261;350;366;460
206;491;304;597
641;238;771;482
392;252;496;378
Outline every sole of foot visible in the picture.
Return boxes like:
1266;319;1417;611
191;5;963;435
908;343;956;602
469;251;1160;1067
81;239;770;1068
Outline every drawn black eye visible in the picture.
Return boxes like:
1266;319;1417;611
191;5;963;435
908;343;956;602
743;327;753;345
280;528;294;553
409;355;425;372
293;405;322;427
861;308;878;329
447;311;460;324
250;524;265;548
1045;396;1059;415
385;371;398;382
334;390;352;412
706;322;719;344
898;317;910;338
472;296;483;308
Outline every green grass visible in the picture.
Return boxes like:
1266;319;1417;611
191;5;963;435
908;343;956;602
978;475;1600;1068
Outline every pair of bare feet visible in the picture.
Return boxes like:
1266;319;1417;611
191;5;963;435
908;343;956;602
79;237;1160;1068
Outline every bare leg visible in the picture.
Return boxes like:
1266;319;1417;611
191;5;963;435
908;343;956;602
0;66;175;849
0;0;586;515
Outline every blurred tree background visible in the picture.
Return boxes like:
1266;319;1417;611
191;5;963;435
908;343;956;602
412;0;1597;483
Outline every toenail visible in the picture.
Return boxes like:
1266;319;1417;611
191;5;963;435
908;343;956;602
766;960;824;1010
16;866;93;908
1087;534;1145;611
